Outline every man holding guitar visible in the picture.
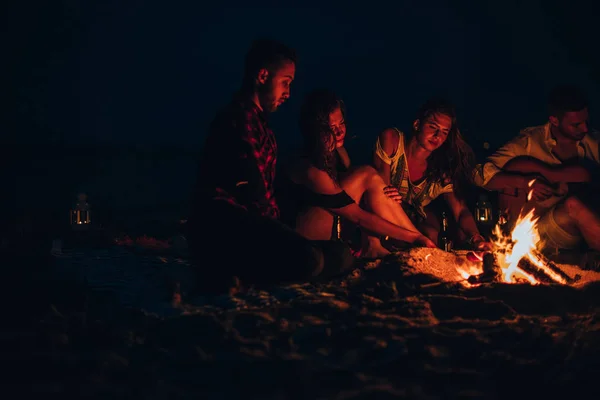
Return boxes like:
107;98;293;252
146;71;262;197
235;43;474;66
474;85;600;252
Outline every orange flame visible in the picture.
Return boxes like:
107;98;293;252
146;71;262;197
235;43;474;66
452;203;571;286
492;208;539;284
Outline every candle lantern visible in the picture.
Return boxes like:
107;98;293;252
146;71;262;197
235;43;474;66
475;193;493;224
70;193;91;230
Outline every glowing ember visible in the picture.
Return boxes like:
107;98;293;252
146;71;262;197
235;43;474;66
456;265;484;281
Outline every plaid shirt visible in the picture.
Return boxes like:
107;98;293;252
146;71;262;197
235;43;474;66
194;94;280;219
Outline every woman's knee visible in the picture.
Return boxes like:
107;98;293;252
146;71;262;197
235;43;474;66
356;165;382;183
340;166;378;203
342;165;380;185
361;166;388;194
352;164;377;176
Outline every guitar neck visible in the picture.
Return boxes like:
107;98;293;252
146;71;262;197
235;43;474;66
502;156;591;184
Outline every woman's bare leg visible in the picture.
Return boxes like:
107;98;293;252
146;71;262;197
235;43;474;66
340;166;421;258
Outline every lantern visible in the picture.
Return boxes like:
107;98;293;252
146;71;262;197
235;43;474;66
475;193;493;224
70;193;91;230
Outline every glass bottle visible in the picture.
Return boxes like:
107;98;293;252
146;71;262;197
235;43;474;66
439;212;452;251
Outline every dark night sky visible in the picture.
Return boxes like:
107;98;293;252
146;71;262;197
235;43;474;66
4;0;600;164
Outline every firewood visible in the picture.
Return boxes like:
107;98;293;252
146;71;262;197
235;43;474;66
517;257;555;284
482;252;502;276
467;253;502;285
467;270;499;285
530;249;576;284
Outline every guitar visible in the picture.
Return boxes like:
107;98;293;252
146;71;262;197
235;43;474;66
497;156;590;223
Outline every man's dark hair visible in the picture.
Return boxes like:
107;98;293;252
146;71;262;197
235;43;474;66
242;39;297;89
548;85;589;118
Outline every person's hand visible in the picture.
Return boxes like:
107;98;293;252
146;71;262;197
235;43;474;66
414;234;437;248
528;178;554;202
383;185;402;203
465;234;493;262
470;234;494;251
466;251;484;262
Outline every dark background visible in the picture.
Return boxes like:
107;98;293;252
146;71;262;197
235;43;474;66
2;0;599;236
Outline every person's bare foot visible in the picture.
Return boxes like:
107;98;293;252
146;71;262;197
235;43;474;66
362;247;391;259
361;237;391;259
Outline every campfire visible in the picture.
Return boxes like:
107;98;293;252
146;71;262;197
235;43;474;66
456;209;580;286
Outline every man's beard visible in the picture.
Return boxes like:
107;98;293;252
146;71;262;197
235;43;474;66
559;125;586;141
257;81;278;113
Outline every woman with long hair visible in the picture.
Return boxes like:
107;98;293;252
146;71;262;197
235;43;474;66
371;98;492;254
281;89;436;259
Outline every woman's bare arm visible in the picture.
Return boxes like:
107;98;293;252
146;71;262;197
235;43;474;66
372;128;399;185
444;191;492;250
444;192;480;240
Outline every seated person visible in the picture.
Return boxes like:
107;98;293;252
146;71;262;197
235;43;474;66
474;85;600;252
371;98;493;253
188;40;354;293
280;89;437;259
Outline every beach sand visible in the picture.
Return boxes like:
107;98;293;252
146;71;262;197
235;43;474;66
7;246;600;399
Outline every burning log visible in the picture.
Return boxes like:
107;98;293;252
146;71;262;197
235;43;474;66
467;253;501;285
529;249;579;284
516;250;580;285
517;257;555;284
483;252;502;276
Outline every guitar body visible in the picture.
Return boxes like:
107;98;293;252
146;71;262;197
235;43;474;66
497;157;568;223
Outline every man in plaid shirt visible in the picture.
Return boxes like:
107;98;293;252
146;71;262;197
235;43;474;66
189;39;354;293
196;90;281;220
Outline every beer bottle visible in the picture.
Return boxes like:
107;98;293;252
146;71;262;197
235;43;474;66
439;212;452;251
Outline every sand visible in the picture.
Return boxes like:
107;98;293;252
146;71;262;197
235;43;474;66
9;246;600;399
398;247;600;288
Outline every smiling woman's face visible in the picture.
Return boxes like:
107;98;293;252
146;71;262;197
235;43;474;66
328;106;346;150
